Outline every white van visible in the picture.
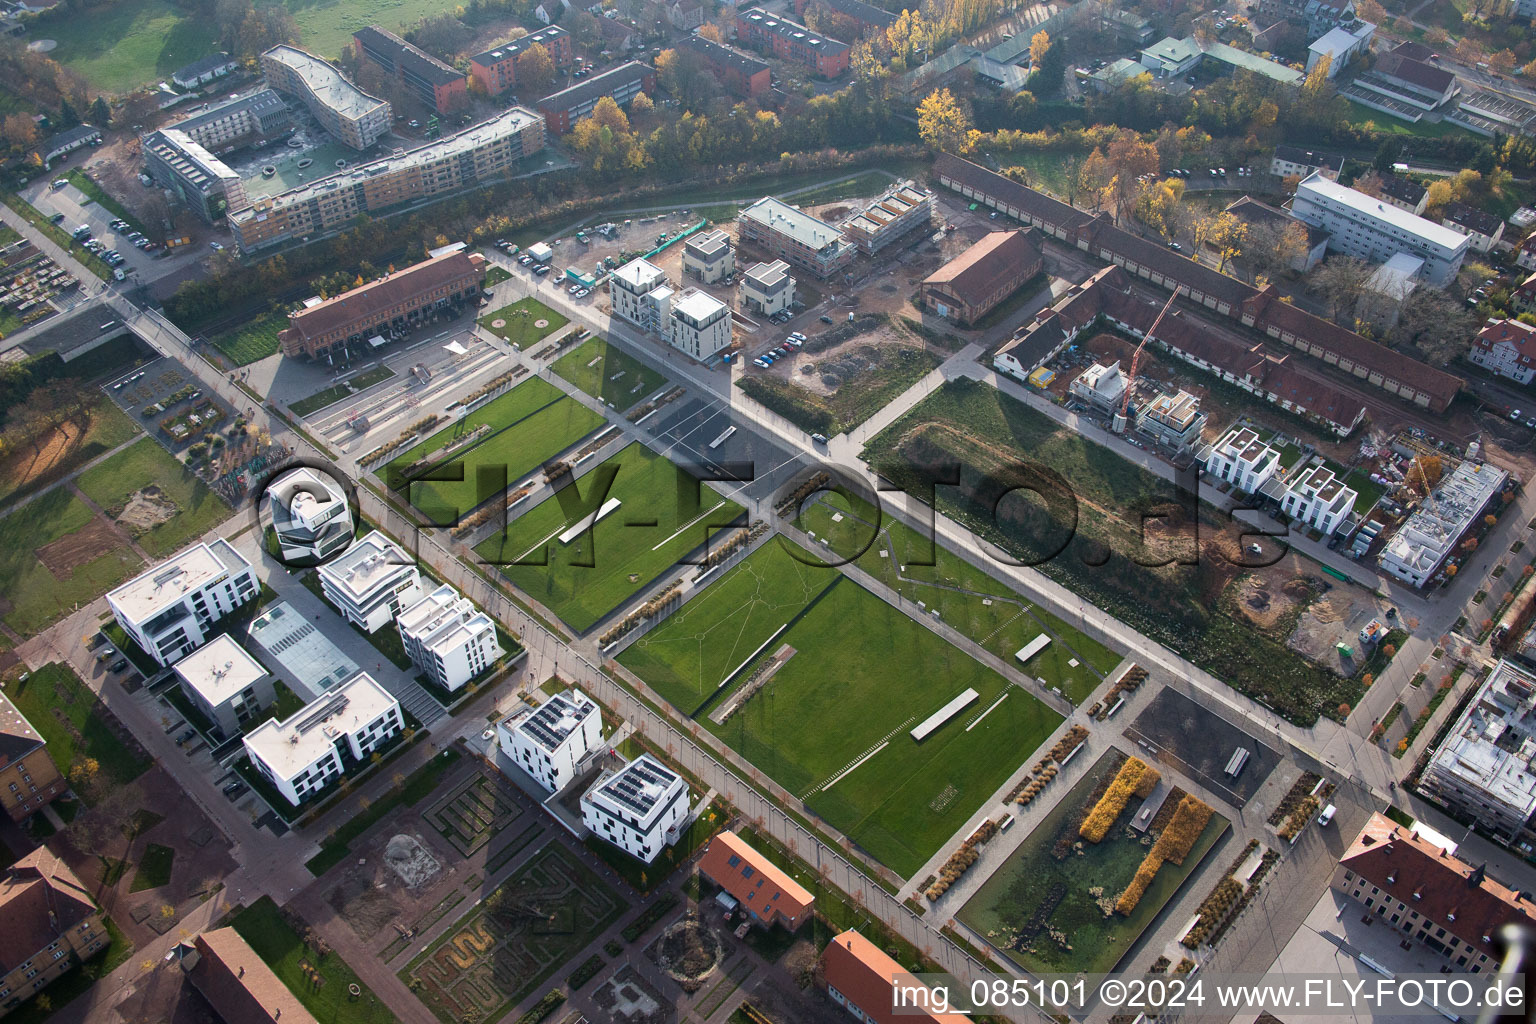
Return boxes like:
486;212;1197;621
1317;804;1337;826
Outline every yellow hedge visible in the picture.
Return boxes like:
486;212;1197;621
1151;795;1214;865
1079;757;1150;843
1115;855;1162;915
1133;765;1162;798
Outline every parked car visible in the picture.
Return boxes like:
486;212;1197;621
50;178;68;189
811;433;828;445
109;659;128;673
176;728;196;745
209;241;223;251
789;332;806;342
819;314;834;324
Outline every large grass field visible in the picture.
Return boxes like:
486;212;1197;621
205;310;287;367
76;437;231;557
474;442;745;633
863;379;1358;725
797;493;1120;704
2;663;150;790
230;897;395;1024
477;298;568;348
0;399;140;508
705;575;1061;877
0;487;142;634
383;377;605;520
551;336;668;411
737;345;942;436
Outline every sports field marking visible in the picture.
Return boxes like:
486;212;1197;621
821;741;889;793
966;692;1010;731
650;499;729;552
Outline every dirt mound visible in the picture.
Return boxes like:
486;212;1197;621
36;516;127;579
117;487;178;534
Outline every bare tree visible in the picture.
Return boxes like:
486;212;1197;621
1391;288;1477;365
1313;256;1373;322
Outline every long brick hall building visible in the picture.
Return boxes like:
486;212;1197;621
278;251;486;361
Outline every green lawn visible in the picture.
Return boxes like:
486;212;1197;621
618;539;831;714
76;437;231;556
230;896;395;1024
1341;100;1473;139
797;493;1120;704
388;378;605;523
41;0;218;93
705;576;1061;878
0;399;140;508
205;309;288;367
484;265;512;286
1346;467;1385;515
2;663;150;791
290;365;396;417
128;843;175;892
737;345;942;436
474;442;745;633
551;336;667;410
0;488;142;634
478;298;568;348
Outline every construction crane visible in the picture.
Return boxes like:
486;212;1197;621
1111;287;1182;434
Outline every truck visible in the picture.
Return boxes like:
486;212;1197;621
72;224;92;240
526;242;553;264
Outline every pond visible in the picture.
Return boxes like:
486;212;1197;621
958;748;1228;974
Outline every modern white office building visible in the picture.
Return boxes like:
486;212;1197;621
580;752;692;863
107;539;260;667
740;260;794;318
1279;463;1358;536
668;290;732;360
681;229;735;284
1291;171;1470;286
173;634;275;738
396;584;502;693
609;258;671;334
1378;459;1509;587
265;466;354;564
497;688;603;794
1135;389;1207;453
316;529;422;633
1420;660;1536;854
243;673;402;806
1201;426;1282;494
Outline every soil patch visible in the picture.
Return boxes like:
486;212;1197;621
35;515;122;579
117;486;179;534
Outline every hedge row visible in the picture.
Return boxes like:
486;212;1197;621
1113;795;1214;915
1079;757;1155;843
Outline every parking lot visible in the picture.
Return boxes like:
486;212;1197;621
103;354;242;452
23;176;193;285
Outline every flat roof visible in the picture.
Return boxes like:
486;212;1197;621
1142;35;1201;63
1298;172;1468;251
172;88;288;135
471;25;568;66
246;601;360;701
744;259;791;288
108;539;251;624
583;752;685;826
316;529;414;601
739;197;844;251
674;289;728;321
686;228;732;258
243;673;396;779
513;689;598;753
612;257;667;290
262;45;388;122
174;634;267;707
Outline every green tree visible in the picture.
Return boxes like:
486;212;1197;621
89;96;111;127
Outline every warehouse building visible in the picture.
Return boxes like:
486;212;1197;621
919;229;1042;325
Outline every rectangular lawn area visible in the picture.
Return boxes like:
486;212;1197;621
230;896;395;1024
706;576;1062;877
478;298;568;347
388;379;605;523
551;336;668;410
205;309;288;367
0;488;143;634
76;437;232;556
2;663;150;789
474;442;744;632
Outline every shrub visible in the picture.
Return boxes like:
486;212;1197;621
1079;757;1150;842
1150;795;1214;865
1133;765;1161;798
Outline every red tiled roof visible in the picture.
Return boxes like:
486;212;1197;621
1341;813;1536;957
922;230;1040;308
280;251;485;346
698;831;813;925
1476;318;1536;358
1376;50;1456;94
823;930;972;1024
188;928;319;1024
0;849;98;973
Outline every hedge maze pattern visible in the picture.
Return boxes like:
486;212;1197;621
425;771;527;857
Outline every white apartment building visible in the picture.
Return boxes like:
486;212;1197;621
1279;463;1358;536
1068;361;1126;411
1421;660;1536;853
1136;389;1207;452
668;290;732;360
266;466;354;564
681;229;735;284
1292;172;1469;287
609;258;672;334
740;260;794;317
1202;426;1281;494
317;529;423;633
243;673;402;806
396;583;502;692
107;539;259;667
260;45;392;150
1469;319;1536;385
497;688;603;794
173;634;275;738
1379;459;1509;586
580;752;692;863
1270;145;1345;180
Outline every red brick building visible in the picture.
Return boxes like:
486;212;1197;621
536;62;657;135
278;251;486;361
0;694;65;824
353;26;467;115
675;34;771;98
822;930;972;1024
920;229;1042;325
792;0;896;38
735;7;850;78
697;831;813;930
468;26;574;97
